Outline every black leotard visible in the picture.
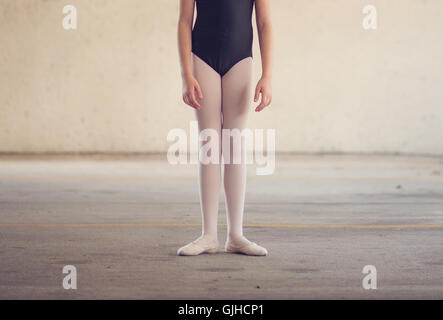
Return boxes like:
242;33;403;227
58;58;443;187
192;0;255;77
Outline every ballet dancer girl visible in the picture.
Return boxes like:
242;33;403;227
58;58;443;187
177;0;273;256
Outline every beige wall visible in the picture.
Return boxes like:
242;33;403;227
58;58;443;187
1;0;442;154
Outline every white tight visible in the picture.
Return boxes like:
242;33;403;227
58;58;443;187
192;54;253;248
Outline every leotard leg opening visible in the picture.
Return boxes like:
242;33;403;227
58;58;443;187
191;50;253;78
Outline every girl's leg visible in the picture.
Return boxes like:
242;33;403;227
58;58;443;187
177;54;222;255
221;58;267;255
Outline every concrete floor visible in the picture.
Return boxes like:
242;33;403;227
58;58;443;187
0;154;443;299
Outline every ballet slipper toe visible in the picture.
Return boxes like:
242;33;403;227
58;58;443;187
177;241;218;256
225;241;268;256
